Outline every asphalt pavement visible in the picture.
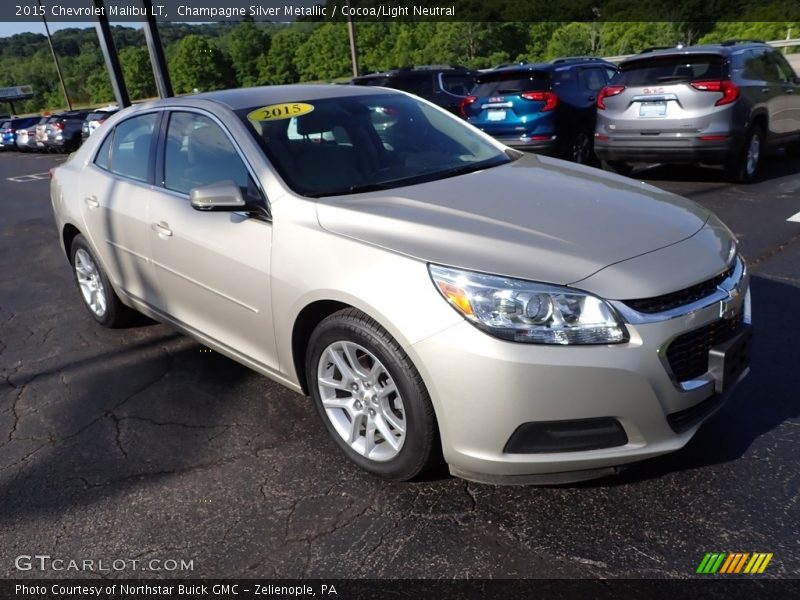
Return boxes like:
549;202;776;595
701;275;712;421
0;149;798;579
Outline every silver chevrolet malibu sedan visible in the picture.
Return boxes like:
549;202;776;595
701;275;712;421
50;85;752;484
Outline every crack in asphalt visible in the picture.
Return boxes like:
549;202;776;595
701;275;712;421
108;412;128;459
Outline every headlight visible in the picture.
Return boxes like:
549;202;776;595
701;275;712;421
429;265;628;345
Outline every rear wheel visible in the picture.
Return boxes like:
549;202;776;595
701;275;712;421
601;160;633;177
306;308;440;481
726;124;764;183
568;130;594;165
70;235;132;328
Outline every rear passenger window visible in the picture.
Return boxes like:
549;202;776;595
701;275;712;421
107;113;158;182
94;131;113;170
164;112;251;196
578;68;606;91
441;73;476;96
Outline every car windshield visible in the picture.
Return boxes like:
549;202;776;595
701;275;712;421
238;93;512;197
614;55;725;85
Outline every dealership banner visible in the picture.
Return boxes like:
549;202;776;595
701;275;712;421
3;579;799;599
2;0;799;23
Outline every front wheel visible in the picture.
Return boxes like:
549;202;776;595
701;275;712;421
306;309;440;481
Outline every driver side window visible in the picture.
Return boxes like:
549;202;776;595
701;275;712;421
164;111;255;198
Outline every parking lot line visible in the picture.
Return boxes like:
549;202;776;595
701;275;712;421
6;172;50;182
789;211;800;223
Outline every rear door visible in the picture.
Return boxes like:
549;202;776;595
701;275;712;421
767;50;800;140
602;54;729;136
80;112;161;301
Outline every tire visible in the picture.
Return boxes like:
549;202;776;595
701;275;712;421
726;124;764;183
306;308;441;481
70;234;132;328
567;129;595;166
601;160;634;177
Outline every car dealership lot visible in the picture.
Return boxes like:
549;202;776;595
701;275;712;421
1;152;798;578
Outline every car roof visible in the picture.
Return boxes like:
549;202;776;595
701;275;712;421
142;84;405;112
620;41;769;67
484;58;614;77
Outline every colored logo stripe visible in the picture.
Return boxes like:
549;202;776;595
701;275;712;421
697;552;772;574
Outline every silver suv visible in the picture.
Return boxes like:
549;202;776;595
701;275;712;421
595;41;800;182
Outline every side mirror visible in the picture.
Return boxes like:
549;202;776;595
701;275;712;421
190;180;246;212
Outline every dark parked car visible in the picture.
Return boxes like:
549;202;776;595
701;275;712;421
45;110;91;152
461;58;617;163
594;40;800;181
352;65;478;114
82;107;119;141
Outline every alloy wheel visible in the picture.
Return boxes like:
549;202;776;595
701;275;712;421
74;248;107;318
316;340;406;461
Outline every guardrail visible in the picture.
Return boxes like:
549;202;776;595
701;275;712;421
603;38;800;63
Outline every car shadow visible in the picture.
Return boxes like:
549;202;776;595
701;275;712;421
0;330;284;523
634;151;800;183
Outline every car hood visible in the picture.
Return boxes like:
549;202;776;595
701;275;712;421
316;154;714;289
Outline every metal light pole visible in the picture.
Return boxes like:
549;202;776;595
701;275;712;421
37;0;72;110
347;14;360;77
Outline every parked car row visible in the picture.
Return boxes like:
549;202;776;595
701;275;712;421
0;106;118;153
352;41;800;181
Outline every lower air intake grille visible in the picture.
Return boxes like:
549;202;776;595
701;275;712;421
666;316;742;382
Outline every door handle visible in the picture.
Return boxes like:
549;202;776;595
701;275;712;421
785;88;795;94
84;196;99;209
152;221;173;237
761;87;770;94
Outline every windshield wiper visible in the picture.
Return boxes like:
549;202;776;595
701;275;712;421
315;158;510;197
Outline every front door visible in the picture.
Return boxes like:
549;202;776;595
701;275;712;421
148;110;277;370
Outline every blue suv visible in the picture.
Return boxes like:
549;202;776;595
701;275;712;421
462;58;617;163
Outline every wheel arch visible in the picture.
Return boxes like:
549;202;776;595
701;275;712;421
291;299;352;395
62;223;81;261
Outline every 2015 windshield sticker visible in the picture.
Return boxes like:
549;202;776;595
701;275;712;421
248;103;314;121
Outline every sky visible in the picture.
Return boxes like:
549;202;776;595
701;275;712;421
0;22;95;38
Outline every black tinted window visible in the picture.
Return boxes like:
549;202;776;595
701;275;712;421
108;113;157;182
441;73;476;95
614;56;724;85
473;71;550;96
164;111;251;196
390;74;434;97
738;49;780;82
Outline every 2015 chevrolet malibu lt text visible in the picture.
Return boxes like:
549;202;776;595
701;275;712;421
49;85;752;485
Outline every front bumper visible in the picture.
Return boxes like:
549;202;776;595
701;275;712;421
411;278;750;485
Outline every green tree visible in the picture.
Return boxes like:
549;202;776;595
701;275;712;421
257;28;309;85
169;35;234;93
120;46;156;100
294;23;351;81
545;23;595;60
228;21;270;87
